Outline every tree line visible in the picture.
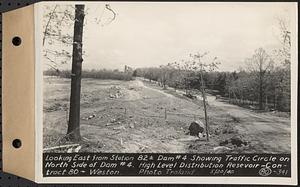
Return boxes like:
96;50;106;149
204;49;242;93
135;47;290;112
44;68;134;81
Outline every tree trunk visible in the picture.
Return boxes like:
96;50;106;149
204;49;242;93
200;72;209;141
259;67;263;110
184;78;188;95
273;87;277;110
67;5;85;142
259;85;263;110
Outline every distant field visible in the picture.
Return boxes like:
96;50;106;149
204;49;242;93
43;76;291;153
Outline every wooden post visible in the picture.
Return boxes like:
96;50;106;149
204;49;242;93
67;5;85;142
274;94;277;110
164;108;167;120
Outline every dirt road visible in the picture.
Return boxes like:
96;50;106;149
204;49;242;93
206;94;290;153
43;77;291;153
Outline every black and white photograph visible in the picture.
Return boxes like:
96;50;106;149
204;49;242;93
41;2;295;155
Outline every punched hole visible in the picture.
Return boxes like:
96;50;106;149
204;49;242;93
12;139;22;149
12;36;22;46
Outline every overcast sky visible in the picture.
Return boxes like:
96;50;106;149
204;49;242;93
41;2;296;72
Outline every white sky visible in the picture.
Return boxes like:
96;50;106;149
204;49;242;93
41;2;296;71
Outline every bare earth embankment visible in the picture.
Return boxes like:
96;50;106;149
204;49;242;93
43;76;291;153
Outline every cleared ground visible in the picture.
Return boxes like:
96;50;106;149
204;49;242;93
43;76;291;153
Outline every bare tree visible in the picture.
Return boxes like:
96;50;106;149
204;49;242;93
276;17;291;66
190;52;219;141
158;63;174;89
42;4;117;141
272;16;291;111
171;53;220;141
246;48;274;110
171;60;196;95
42;5;75;70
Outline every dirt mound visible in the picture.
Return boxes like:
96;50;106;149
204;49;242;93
213;123;237;135
220;135;248;147
189;121;205;136
128;80;144;91
108;86;124;99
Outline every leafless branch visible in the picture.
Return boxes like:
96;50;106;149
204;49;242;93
103;4;117;26
43;5;59;46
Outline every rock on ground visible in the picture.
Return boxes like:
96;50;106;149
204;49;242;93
189;121;205;136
